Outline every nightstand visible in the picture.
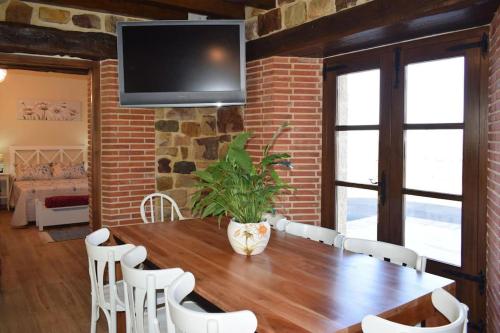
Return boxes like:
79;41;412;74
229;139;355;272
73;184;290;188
0;173;10;211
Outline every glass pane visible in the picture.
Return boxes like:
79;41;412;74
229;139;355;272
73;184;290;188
337;69;380;125
406;57;464;124
404;195;461;266
337;187;377;240
405;129;463;195
336;130;379;184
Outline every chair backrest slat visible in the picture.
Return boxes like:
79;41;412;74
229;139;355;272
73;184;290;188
121;246;184;333
343;237;426;272
141;193;185;223
285;221;344;248
150;198;154;223
167;272;258;333
160;198;164;222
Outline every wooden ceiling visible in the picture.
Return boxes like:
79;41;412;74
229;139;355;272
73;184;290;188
26;0;275;19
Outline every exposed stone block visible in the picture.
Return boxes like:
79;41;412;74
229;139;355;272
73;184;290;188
157;158;171;173
217;107;244;133
335;0;357;11
155;120;179;132
219;142;229;158
308;0;334;19
284;1;307;28
197;108;217;115
195;137;220;160
218;135;232;158
181;122;201;137
181;147;189;159
200;115;217;136
219;134;232;142
245;6;266;19
164;189;188;208
278;0;296;5
39;7;70;24
175;174;197;188
6;0;33;24
174;134;191;146
195;160;212;170
155;109;165;119
105;15;125;33
156;132;171;147
173;161;196;174
72;14;101;29
246;17;259;40
156;176;173;191
157;147;178;157
166;108;197;121
258;8;282;36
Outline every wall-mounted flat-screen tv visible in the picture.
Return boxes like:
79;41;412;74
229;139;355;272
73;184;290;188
117;20;246;107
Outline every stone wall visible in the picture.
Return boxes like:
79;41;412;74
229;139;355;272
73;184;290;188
245;56;323;225
246;0;372;40
0;0;143;34
154;107;244;217
487;7;500;332
86;60;245;227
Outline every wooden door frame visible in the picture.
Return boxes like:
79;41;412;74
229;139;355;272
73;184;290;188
321;49;392;240
0;52;101;230
322;27;489;331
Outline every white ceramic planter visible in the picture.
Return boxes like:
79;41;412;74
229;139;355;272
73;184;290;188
227;219;271;255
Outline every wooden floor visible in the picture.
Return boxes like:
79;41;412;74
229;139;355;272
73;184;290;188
0;210;106;332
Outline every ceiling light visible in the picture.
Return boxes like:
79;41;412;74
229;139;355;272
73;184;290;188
0;69;7;83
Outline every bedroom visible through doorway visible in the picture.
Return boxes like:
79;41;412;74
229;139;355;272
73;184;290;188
0;64;96;236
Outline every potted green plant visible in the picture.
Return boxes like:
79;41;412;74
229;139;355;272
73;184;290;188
191;123;292;255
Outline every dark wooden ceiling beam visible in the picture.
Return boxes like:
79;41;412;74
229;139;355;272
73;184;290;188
224;0;275;10
25;0;188;20
0;22;116;60
247;0;500;60
150;0;245;18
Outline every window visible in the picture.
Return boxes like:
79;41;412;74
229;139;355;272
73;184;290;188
322;28;488;329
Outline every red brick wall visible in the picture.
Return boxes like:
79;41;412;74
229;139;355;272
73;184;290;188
98;60;156;226
488;9;500;332
245;56;323;225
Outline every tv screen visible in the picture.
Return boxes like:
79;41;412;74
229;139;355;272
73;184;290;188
117;20;246;107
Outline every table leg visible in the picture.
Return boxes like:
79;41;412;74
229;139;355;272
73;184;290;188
117;311;126;333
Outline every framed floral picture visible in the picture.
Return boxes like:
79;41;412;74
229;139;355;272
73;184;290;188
17;100;82;121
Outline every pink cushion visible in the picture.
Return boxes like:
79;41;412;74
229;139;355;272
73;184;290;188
45;195;89;208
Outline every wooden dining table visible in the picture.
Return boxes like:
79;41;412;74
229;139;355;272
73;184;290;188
111;218;455;333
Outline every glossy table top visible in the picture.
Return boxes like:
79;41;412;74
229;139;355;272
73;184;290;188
112;219;454;332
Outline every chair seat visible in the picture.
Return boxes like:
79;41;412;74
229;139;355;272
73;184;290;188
144;301;207;332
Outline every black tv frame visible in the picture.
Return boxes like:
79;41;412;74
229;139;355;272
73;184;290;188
117;20;246;108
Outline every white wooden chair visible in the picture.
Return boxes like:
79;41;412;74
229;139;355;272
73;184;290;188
85;228;135;333
285;221;344;248
121;246;203;333
140;193;185;223
362;288;468;333
343;237;427;272
262;212;285;227
167;272;258;333
274;218;290;231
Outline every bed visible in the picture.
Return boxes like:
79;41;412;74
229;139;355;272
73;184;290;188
9;146;89;227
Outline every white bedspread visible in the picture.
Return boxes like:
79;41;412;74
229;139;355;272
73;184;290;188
10;178;89;227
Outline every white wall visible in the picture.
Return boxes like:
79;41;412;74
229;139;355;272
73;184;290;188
0;69;88;171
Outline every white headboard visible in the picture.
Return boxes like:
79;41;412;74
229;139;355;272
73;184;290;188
9;146;87;176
